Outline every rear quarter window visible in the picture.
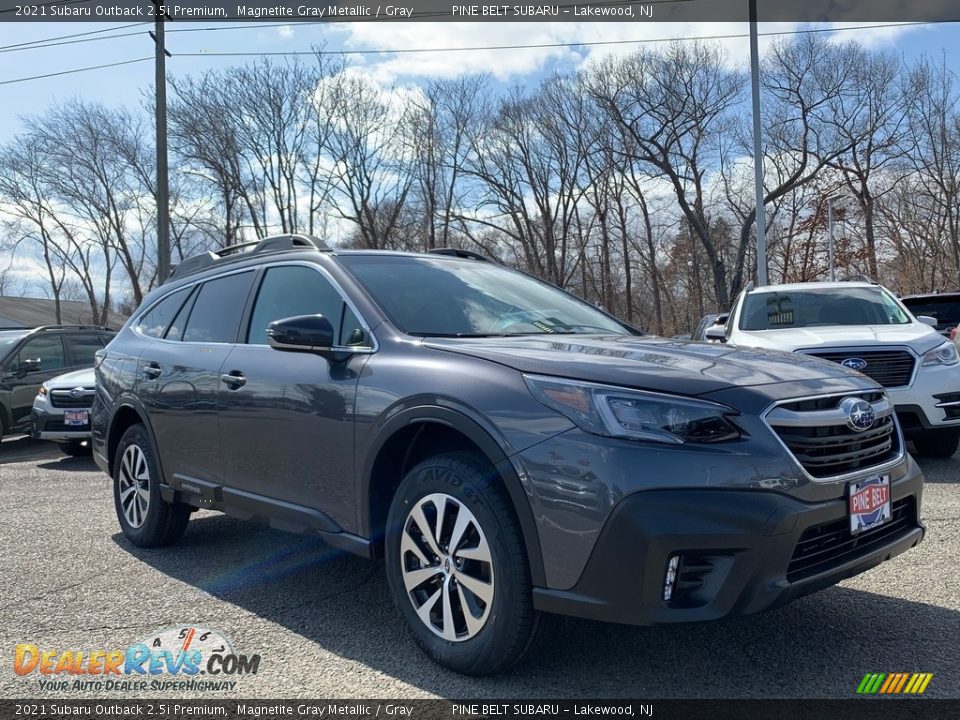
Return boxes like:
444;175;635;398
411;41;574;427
136;287;191;339
182;272;256;344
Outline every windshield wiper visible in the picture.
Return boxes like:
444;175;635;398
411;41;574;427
414;332;519;338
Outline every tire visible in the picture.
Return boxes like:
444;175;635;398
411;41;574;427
61;440;92;457
911;428;960;458
385;451;547;675
113;423;190;547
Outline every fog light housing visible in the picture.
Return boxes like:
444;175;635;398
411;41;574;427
663;555;680;601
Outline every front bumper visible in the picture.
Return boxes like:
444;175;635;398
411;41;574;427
31;406;92;442
888;362;960;431
532;459;924;626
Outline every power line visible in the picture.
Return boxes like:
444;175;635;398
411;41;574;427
0;19;948;87
173;21;940;58
0;22;148;52
0;29;148;54
0;56;153;86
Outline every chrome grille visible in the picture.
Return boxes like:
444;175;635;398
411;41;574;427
50;388;95;409
804;349;915;388
766;392;902;480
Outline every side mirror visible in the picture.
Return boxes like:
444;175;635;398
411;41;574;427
267;314;335;352
705;325;727;342
916;315;938;328
19;357;41;375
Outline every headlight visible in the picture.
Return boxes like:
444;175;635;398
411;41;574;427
523;374;740;445
37;386;47;397
922;341;960;367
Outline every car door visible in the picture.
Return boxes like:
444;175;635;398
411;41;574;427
136;271;256;487
4;334;68;429
217;263;373;532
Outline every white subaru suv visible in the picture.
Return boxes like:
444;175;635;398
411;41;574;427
706;280;960;458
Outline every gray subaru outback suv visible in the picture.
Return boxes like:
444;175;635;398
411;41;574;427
92;235;925;675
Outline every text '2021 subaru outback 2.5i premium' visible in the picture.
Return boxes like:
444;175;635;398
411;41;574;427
92;236;925;675
705;280;960;458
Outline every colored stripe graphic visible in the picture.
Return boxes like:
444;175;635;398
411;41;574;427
879;674;898;693
893;673;910;693
857;673;886;694
857;673;933;694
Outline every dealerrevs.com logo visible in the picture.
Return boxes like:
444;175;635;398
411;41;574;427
14;626;260;693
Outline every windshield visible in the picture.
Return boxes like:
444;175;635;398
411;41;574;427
0;330;27;351
739;287;911;330
339;255;631;337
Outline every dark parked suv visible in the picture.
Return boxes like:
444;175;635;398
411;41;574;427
0;325;114;443
93;235;925;674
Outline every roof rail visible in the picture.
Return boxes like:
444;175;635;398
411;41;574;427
427;247;490;262
841;274;878;284
33;325;114;332
168;234;332;282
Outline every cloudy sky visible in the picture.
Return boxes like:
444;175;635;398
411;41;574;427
0;20;957;143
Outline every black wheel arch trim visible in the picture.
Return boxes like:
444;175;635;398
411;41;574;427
359;400;546;586
105;394;164;478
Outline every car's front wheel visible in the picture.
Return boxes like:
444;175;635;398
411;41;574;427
113;424;190;547
385;452;547;675
911;428;960;458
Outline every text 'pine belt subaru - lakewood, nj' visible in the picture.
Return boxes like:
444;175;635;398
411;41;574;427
92;235;925;675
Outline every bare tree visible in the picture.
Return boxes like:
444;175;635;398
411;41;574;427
587;42;743;306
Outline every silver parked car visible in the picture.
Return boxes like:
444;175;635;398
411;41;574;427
31;367;95;456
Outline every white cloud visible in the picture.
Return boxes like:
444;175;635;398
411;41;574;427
323;21;929;86
277;25;294;39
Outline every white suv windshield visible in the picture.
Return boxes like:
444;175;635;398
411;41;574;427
740;287;911;330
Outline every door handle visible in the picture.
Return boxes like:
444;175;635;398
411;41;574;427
220;371;246;389
142;362;162;378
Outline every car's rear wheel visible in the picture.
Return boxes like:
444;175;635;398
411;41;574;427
61;440;92;457
911;428;960;458
113;424;190;547
385;452;547;675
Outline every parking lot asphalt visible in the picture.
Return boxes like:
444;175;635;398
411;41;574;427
1;434;957;700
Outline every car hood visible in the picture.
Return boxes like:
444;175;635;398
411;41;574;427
736;323;944;354
44;367;95;389
423;335;867;396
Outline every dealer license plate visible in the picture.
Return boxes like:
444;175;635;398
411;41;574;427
64;410;88;427
848;475;891;535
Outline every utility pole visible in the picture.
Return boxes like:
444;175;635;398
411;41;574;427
749;0;768;286
827;196;836;281
150;3;171;284
827;194;848;282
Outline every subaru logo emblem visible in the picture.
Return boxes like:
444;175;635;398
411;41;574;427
841;357;868;371
69;387;84;398
839;397;876;432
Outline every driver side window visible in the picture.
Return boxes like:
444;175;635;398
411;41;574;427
16;335;65;374
246;265;355;346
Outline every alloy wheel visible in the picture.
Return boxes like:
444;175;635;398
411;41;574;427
118;444;150;528
400;492;494;642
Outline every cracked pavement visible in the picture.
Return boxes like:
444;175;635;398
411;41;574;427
1;434;958;699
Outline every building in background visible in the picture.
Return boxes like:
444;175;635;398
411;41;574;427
0;296;126;329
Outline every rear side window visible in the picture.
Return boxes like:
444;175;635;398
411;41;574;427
165;287;197;342
65;334;104;366
246;266;346;345
183;272;255;344
136;288;190;338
